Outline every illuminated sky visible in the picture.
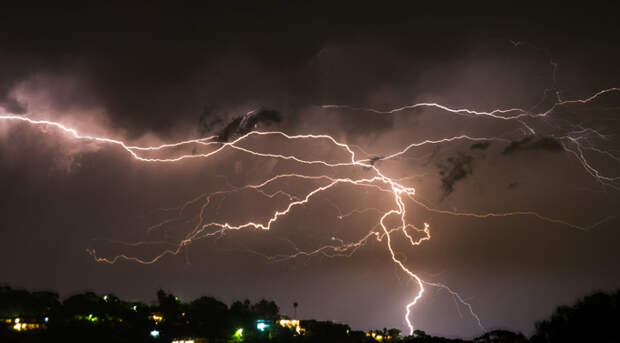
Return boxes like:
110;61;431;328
1;3;620;339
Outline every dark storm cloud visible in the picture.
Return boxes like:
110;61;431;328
361;156;383;170
470;141;491;151
0;96;26;113
437;153;474;197
346;112;394;138
2;3;620;339
503;136;564;155
198;106;225;137
0;5;324;137
369;156;383;165
1;4;618;139
0;55;32;114
215;109;282;142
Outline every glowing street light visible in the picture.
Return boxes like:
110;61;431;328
233;328;243;340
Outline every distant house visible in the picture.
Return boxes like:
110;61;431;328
171;338;208;343
149;312;164;324
366;330;395;342
1;316;48;332
278;318;304;334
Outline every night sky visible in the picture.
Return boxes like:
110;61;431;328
1;3;620;339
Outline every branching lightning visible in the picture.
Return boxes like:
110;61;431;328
1;78;619;335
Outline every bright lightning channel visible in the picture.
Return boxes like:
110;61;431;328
0;87;618;335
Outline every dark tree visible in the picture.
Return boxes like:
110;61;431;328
531;290;620;343
0;286;61;318
388;328;401;339
230;299;253;329
187;296;230;339
252;299;279;320
474;329;527;343
156;289;182;321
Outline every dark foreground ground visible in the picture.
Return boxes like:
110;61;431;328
1;286;619;343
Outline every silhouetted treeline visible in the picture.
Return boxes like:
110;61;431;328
530;289;620;343
0;286;284;343
1;285;619;342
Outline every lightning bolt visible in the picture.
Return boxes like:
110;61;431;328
1;84;619;335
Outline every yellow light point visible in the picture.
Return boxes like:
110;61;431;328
10;318;41;332
2;87;619;335
150;314;163;323
279;318;302;333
